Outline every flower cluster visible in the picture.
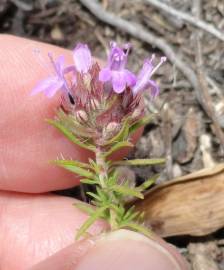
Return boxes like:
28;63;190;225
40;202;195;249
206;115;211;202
32;42;166;145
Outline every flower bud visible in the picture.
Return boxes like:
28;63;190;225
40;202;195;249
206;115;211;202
75;110;88;123
103;121;121;140
132;108;143;120
89;98;100;111
83;73;92;91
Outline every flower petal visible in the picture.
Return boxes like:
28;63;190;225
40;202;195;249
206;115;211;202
73;43;92;73
123;69;136;87
111;71;127;94
31;77;56;95
148;79;160;99
45;80;64;97
55;55;65;76
99;68;112;82
109;45;126;71
137;58;154;81
31;76;63;97
132;58;154;96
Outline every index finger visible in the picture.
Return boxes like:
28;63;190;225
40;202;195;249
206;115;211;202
0;35;141;193
0;35;88;192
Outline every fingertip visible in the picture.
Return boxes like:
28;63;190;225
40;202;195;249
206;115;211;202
0;35;91;192
31;230;189;270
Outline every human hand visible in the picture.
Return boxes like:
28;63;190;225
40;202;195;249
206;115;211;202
0;35;188;270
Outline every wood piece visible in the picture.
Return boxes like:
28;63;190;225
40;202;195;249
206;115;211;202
188;242;220;270
133;164;224;237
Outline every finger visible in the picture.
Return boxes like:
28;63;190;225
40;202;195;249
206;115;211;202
0;191;107;270
0;35;142;193
31;230;189;270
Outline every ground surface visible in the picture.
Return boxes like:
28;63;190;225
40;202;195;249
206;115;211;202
1;0;224;269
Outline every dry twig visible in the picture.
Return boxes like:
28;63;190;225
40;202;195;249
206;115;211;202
145;0;224;42
10;0;33;11
79;0;200;95
162;103;173;179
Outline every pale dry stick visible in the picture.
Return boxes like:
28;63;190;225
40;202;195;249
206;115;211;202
10;0;33;11
145;0;224;42
79;0;201;101
193;0;224;152
162;103;173;179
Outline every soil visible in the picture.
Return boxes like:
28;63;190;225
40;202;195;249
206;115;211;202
1;0;224;268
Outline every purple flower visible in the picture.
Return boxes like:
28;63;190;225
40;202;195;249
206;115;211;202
31;54;68;98
99;42;136;94
73;43;92;73
132;55;166;98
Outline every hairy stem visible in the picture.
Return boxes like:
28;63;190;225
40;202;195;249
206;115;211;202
95;147;118;230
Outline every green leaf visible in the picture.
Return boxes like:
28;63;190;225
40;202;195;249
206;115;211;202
88;159;102;175
96;187;109;202
113;158;165;166
75;205;109;240
53;159;94;178
74;203;95;215
107;171;119;186
47;119;96;151
57;109;93;138
111;184;144;199
123;211;140;223
80;178;98;184
137;175;158;192
129;115;152;134
55;159;91;169
86;192;101;201
104;141;134;158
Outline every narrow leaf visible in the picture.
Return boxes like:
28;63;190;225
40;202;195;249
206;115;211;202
75;206;109;240
57;109;93;138
80;178;98;184
47;119;96;151
111;185;144;199
104;141;133;158
53;160;94;178
129;115;152;134
54;159;91;169
75;203;95;215
113;158;165;166
137;175;158;192
86;192;101;201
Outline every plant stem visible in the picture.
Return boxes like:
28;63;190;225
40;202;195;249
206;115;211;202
95;148;107;188
95;147;118;230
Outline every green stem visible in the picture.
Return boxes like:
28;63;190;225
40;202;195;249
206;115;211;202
95;147;118;230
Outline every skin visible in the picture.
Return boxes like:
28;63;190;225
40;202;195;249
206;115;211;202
0;35;188;270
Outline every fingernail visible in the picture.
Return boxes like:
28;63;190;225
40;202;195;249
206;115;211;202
76;229;188;270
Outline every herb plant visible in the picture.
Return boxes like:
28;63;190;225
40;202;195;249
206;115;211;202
32;41;166;239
